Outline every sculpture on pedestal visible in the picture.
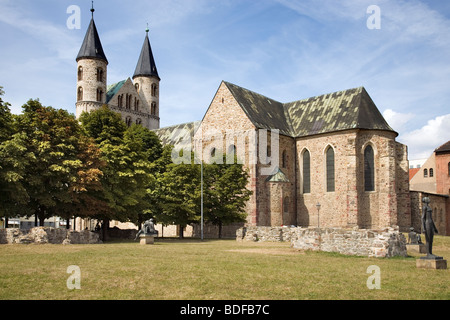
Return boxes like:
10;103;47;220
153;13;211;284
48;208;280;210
134;218;158;240
407;227;422;245
421;197;442;260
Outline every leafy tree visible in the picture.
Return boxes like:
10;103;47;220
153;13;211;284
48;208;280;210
203;156;252;238
80;107;160;238
15;99;90;226
0;88;33;223
157;157;201;238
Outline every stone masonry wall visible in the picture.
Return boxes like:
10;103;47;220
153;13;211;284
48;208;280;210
0;227;102;244
237;226;407;258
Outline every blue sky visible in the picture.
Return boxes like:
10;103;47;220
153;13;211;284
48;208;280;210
0;0;449;160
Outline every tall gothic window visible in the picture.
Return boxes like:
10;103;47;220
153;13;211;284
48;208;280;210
125;94;131;109
283;197;289;214
326;146;335;192
364;145;375;191
151;83;157;97
429;168;434;178
282;150;287;168
424;169;428;178
125;116;132;127
151;102;157;115
302;149;310;194
118;94;123;108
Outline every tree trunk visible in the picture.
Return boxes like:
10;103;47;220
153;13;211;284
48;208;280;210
39;215;45;228
102;219;109;241
4;217;8;228
179;225;184;239
66;218;70;229
218;222;223;239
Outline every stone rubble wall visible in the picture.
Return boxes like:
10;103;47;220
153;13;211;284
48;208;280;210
0;227;102;245
236;226;407;258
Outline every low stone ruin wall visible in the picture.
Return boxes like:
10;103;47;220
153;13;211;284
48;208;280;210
0;227;102;245
236;226;407;258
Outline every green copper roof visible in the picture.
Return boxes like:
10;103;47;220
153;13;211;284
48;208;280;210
153;121;201;147
223;82;396;138
105;80;126;104
265;167;290;183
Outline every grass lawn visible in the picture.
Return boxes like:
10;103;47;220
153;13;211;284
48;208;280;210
0;235;449;300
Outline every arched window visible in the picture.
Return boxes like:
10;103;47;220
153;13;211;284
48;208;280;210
151;83;157;97
125;94;131;109
424;169;428;178
77;66;83;81
210;147;216;158
77;87;83;101
429;168;434;178
96;88;103;102
135;83;139;93
136;118;142;125
282;150;287;168
283;197;289;214
302;149;310;194
125;116;132;127
118;95;123;108
228;144;236;156
326;146;335;192
151;102;157;115
134;98;139;111
97;68;104;82
364;145;375;191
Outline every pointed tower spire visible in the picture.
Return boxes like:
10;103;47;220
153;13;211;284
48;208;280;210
133;26;159;80
76;3;108;63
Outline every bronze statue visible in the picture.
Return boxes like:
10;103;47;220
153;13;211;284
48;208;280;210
421;197;441;259
407;227;422;245
134;218;158;240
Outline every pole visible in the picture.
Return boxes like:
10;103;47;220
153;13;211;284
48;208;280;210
201;161;204;241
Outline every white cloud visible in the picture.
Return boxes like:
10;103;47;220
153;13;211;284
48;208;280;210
398;114;450;159
382;109;415;133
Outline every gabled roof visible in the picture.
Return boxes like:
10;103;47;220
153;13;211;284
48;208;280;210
285;86;396;137
265;167;290;183
224;82;292;136
133;31;160;80
76;17;108;63
223;81;397;138
153;121;201;148
105;80;126;104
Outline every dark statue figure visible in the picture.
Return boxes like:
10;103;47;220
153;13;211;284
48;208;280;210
134;218;158;240
421;197;442;260
407;227;422;245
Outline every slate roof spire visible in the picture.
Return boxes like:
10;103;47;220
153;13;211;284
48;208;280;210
133;26;160;80
76;2;108;64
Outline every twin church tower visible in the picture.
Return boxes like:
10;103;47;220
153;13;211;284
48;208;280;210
75;6;160;130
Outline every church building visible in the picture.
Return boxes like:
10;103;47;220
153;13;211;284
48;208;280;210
75;7;160;130
76;7;412;235
157;82;412;233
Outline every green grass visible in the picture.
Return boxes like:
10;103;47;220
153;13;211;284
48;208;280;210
0;235;449;300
